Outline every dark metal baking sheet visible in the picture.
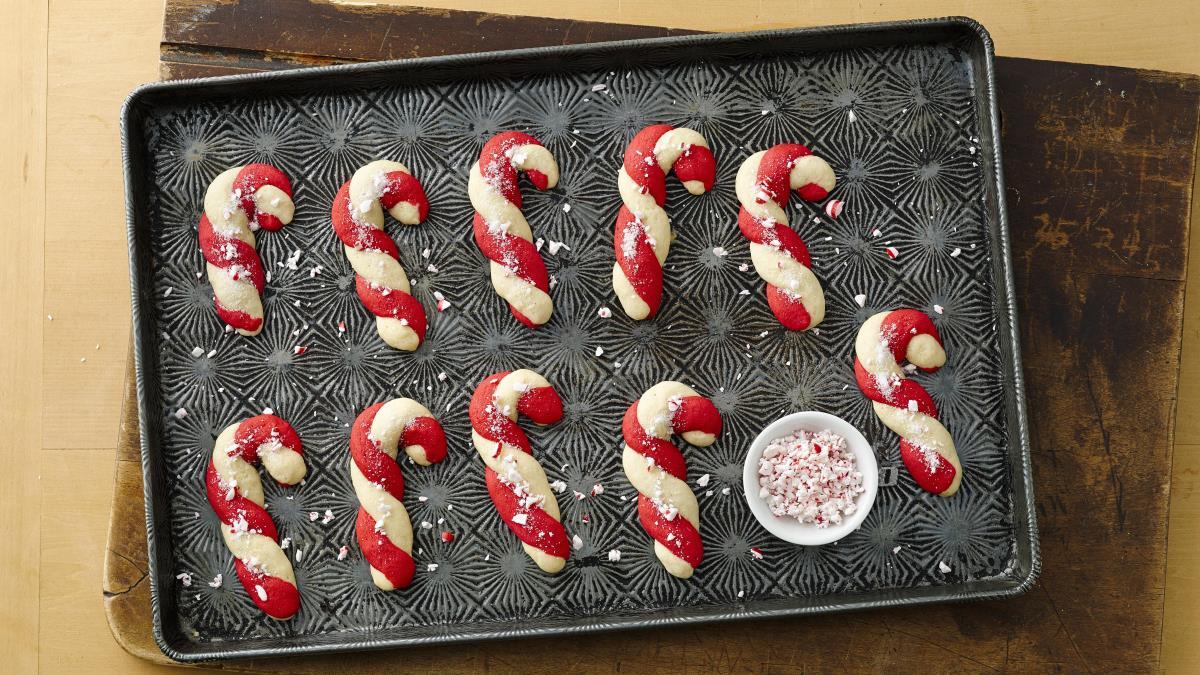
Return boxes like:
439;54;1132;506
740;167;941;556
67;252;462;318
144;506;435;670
121;17;1037;662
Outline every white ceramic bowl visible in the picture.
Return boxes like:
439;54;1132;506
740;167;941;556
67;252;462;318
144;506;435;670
742;411;878;546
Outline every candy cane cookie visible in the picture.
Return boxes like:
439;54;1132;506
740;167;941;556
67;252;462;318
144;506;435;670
469;370;569;572
331;161;431;351
854;309;962;496
204;414;306;619
612;124;717;320
349;399;447;591
469;132;560;328
198;164;295;336
735;144;836;331
621;382;722;579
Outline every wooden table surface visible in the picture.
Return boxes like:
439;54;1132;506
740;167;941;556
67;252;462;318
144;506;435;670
4;0;1199;672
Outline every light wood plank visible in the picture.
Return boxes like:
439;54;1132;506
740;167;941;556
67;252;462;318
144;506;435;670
39;448;174;674
41;0;161;451
0;0;47;670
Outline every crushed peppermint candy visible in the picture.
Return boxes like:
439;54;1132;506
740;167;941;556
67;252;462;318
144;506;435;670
547;240;570;255
594;346;604;357
607;549;622;562
696;474;711;487
749;547;764;560
440;531;455;543
434;290;452;312
572;534;584;550
933;304;944;314
711;246;728;257
207;574;223;588
854;293;867;307
597;307;612;318
173;408;188;420
885;246;900;260
190;346;205;358
337;545;349;560
938;561;952;574
176;572;192;587
824;199;844;219
757;428;865;527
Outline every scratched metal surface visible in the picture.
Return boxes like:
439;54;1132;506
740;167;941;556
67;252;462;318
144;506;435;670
121;19;1036;661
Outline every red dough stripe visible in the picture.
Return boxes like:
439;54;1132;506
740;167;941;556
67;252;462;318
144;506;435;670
349;401;447;589
621;387;722;575
486;468;571;560
614;124;717;319
854;309;958;495
330;170;430;348
203;413;303;619
472;132;554;328
638;495;703;569
354;508;416;590
737;144;831;331
199;163;293;333
470;371;568;560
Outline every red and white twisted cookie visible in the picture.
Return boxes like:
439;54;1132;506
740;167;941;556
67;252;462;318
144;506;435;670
199;164;295;336
735;144;836;331
469;369;569;573
349;399;447;590
204;414;306;619
621;382;722;579
854;309;962;496
612;124;717;319
469;132;560;328
332;161;431;351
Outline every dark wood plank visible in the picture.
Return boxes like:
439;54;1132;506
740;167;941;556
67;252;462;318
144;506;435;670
160;0;692;79
106;0;1200;669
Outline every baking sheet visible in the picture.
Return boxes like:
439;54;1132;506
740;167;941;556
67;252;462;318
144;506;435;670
121;17;1037;661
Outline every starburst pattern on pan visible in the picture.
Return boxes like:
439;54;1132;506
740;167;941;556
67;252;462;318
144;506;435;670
540;230;614;317
514;74;598;164
910;487;1012;579
574;74;672;155
878;47;974;137
288;95;374;185
880;124;981;212
661;62;744;151
886;200;980;280
133;33;1021;646
727;58;817;145
149;106;232;194
149;186;205;264
829;490;923;588
363;87;453;169
225;100;307;168
439;80;522;160
807;57;889;141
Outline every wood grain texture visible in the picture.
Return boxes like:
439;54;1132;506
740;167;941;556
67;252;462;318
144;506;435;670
95;1;1200;670
0;1;46;672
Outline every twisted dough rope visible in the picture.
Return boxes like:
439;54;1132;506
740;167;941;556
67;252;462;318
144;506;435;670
204;414;307;619
854;309;962;496
621;382;722;579
612;124;716;320
331;160;431;351
469;369;569;573
349;399;447;591
468;132;561;328
734;144;836;331
199;164;295;336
